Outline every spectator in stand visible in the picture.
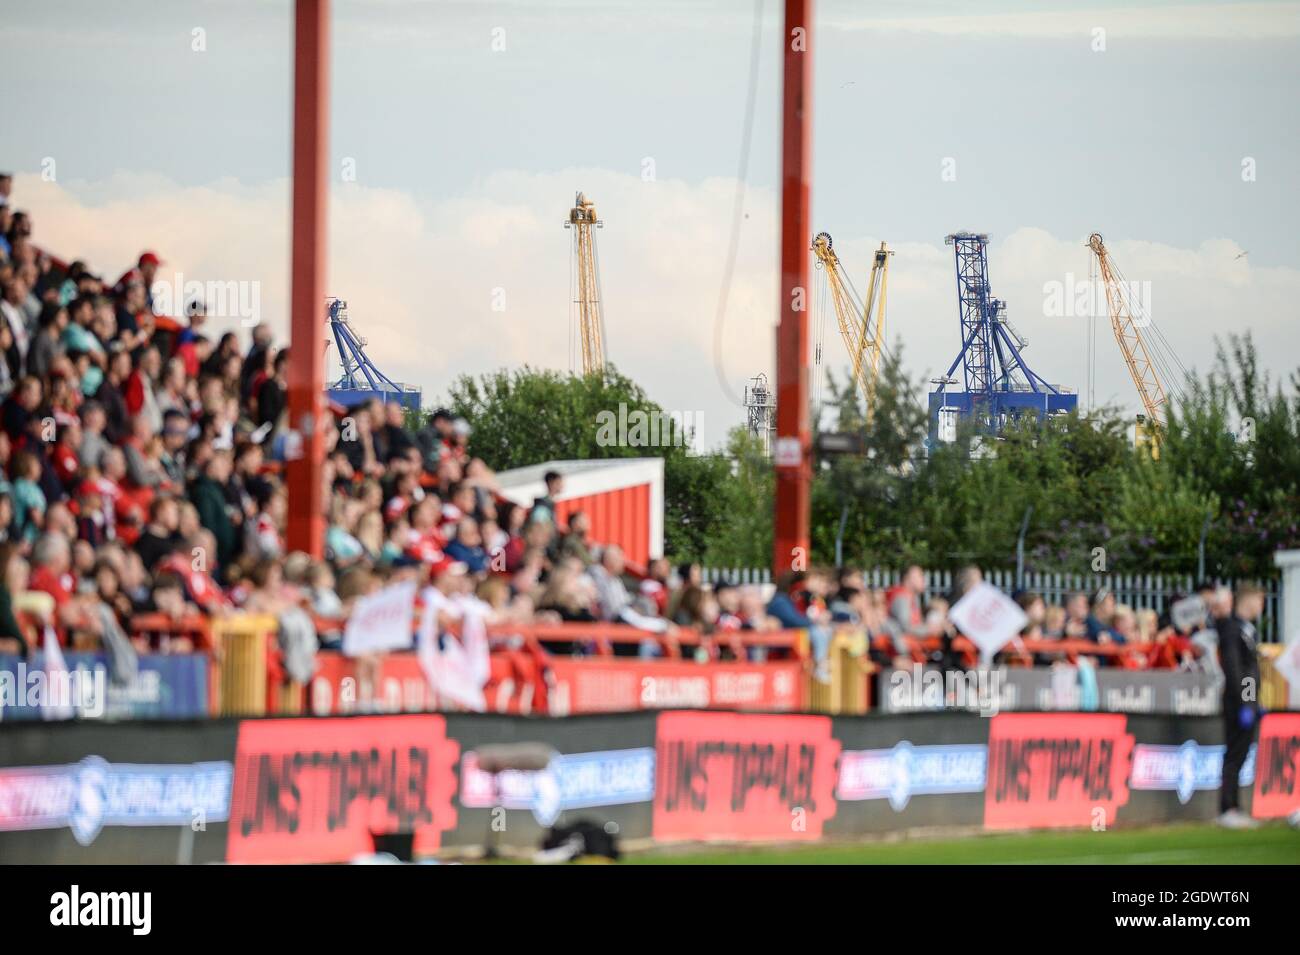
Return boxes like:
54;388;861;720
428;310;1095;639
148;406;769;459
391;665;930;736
122;414;165;489
325;494;365;566
136;495;182;571
828;575;866;625
556;509;593;566
150;570;197;632
10;451;45;544
354;508;384;562
1005;590;1046;666
767;570;812;631
1152;594;1209;669
255;348;288;432
28;532;100;647
2;376;41;442
883;564;926;659
662;562;697;621
1063;592;1092;639
123;344;162;433
159;409;190;485
1090;589;1120;642
94;559;135;629
1135;607;1159;643
77;400;110;470
190;450;235;570
97;347;132;442
766;570;833;672
529;469;563;526
535;560;599;655
28;303;66;380
637;557;672;615
445;516;489;574
375;401;414;462
738;585;778;634
588;545;670;653
0;542;33;655
1110;603;1138;645
0;321;14;400
713;580;744;631
155;357;190;419
0;276;31;369
414;408;452;471
240;324;273;401
1044;603;1066;638
0;491;13;544
674;585;723;661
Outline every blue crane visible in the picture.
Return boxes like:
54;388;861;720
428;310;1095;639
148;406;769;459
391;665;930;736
325;298;422;410
928;232;1076;439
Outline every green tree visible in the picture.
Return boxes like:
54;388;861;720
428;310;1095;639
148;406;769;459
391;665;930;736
433;332;1296;579
699;426;773;569
1160;334;1300;576
442;364;730;561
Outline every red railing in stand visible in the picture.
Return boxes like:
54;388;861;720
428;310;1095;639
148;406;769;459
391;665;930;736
118;608;1184;718
128;614;213;650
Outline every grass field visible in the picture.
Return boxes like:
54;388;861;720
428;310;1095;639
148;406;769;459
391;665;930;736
627;824;1300;865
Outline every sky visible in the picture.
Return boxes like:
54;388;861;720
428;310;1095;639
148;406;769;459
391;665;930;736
2;0;1297;450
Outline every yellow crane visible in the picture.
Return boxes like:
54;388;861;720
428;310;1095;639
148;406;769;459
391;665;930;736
811;232;892;419
566;192;607;374
1087;233;1167;451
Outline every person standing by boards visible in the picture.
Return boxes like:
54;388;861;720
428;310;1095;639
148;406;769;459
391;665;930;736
1217;583;1264;829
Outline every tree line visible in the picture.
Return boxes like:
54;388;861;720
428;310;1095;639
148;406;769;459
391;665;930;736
442;332;1298;580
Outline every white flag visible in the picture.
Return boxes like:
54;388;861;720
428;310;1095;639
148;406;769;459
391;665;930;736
342;580;417;657
41;626;76;721
417;587;490;711
949;582;1028;662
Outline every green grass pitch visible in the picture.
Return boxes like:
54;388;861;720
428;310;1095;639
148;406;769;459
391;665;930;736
625;824;1300;865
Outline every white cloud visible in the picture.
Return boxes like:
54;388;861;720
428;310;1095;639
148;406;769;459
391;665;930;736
827;2;1300;39
17;171;1298;451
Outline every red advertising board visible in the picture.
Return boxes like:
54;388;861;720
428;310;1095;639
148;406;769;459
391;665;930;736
985;712;1134;830
1252;711;1300;819
308;653;436;715
308;653;797;716
226;715;459;863
652;711;840;841
549;658;802;714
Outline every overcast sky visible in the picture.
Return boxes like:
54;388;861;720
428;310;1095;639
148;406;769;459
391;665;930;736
2;0;1297;448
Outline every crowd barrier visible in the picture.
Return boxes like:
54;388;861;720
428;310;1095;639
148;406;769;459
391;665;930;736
1;709;1297;863
0;616;1293;721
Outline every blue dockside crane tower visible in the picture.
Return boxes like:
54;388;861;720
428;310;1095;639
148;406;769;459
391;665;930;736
325;298;423;410
928;232;1076;440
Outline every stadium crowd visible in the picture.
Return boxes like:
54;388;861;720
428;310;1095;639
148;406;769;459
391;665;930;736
0;175;1223;683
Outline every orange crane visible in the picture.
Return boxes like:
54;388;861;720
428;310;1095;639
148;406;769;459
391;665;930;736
566;192;607;374
1088;233;1172;451
811;232;892;419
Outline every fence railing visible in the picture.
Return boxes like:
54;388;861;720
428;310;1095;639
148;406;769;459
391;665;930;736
701;566;772;585
701;566;1282;642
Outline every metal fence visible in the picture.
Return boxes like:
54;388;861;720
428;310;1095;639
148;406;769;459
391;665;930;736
701;565;1282;642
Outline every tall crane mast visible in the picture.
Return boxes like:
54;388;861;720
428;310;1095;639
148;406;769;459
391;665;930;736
811;232;891;418
565;192;607;374
929;232;1076;437
1087;233;1167;431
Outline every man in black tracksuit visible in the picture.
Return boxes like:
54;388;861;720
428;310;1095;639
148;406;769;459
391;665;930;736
1217;585;1264;826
